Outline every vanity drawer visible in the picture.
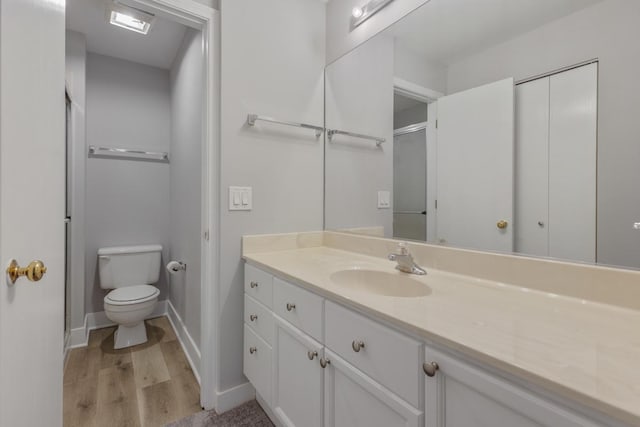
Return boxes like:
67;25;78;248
244;264;273;308
273;277;323;342
244;324;272;406
325;301;422;408
245;294;274;345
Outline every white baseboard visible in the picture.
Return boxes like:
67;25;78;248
256;393;282;427
166;299;201;384
65;300;168;350
215;382;256;414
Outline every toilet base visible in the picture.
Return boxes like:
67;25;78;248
114;321;148;349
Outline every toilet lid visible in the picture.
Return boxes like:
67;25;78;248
106;285;159;304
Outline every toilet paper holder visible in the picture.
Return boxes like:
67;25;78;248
167;261;187;273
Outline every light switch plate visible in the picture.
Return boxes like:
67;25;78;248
377;190;390;209
229;186;252;211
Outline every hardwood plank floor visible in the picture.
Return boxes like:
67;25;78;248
64;317;201;427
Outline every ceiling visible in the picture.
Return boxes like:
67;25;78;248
390;0;602;65
66;0;188;69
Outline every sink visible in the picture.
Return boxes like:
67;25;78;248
329;269;431;298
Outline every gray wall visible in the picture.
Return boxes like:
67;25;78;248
219;0;326;393
325;34;394;236
169;29;203;350
65;30;87;330
85;53;171;314
446;0;640;268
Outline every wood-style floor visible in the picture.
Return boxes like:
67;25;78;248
64;317;201;427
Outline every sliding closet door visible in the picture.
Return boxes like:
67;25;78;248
436;78;514;252
515;78;550;257
548;63;597;263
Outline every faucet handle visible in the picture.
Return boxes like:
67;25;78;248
397;242;409;255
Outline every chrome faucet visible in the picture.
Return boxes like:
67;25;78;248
388;242;427;275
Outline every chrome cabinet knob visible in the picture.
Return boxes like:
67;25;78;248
249;314;258;322
352;340;365;352
307;350;318;360
538;221;545;227
423;361;439;377
286;303;296;311
249;347;257;354
250;281;259;288
319;357;331;368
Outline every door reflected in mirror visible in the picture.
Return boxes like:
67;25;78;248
324;0;640;270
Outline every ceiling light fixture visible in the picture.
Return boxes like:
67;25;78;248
351;0;396;29
108;3;154;35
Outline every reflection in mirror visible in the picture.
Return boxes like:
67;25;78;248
324;0;640;269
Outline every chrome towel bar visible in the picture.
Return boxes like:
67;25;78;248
88;145;169;162
327;129;386;146
247;114;324;138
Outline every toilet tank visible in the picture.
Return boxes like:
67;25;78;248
98;244;162;289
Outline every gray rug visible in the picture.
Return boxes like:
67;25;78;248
165;400;274;427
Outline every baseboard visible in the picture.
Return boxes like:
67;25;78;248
256;393;282;427
66;300;168;350
166;299;201;384
215;382;256;414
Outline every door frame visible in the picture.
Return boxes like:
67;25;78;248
65;0;220;410
393;78;442;243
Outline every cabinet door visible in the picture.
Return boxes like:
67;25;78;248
424;347;600;427
273;315;324;427
324;350;423;427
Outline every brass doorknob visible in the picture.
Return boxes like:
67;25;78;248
496;220;508;230
6;259;47;285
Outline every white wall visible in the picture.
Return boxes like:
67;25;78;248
325;34;394;236
85;53;172;314
65;30;87;331
446;0;640;268
326;0;430;64
219;0;326;396
394;42;447;94
169;28;203;351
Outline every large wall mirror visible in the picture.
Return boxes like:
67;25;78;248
324;0;640;269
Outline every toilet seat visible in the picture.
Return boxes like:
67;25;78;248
105;284;159;306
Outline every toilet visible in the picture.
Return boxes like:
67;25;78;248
98;244;162;349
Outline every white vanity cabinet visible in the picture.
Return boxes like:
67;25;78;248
423;347;602;427
272;316;324;427
243;263;613;427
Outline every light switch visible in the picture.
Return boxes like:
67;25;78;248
377;190;390;209
229;186;252;211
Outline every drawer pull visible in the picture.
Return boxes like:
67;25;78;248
286;303;296;311
249;314;258;321
423;361;439;377
307;350;318;360
319;357;331;368
249;347;257;354
250;281;259;288
351;340;365;352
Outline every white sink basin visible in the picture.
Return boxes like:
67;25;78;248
330;269;431;298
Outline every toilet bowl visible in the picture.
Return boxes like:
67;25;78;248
98;244;163;349
104;284;160;349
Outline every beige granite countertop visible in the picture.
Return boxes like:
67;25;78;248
243;243;640;426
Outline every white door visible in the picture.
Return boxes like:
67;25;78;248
548;63;597;263
273;316;324;427
323;350;422;427
0;0;66;426
436;78;515;252
515;77;550;257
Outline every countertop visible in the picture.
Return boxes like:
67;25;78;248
243;245;640;426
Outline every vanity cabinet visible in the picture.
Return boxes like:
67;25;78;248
423;347;601;427
243;263;612;427
324;349;423;427
272;316;324;427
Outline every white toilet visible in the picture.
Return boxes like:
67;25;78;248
98;244;162;349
